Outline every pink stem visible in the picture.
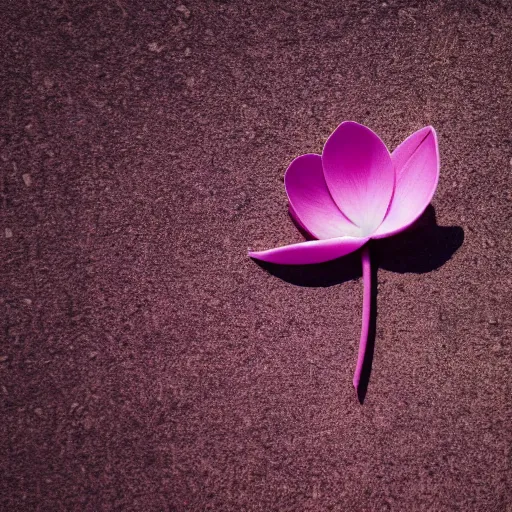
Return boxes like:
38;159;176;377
353;244;371;390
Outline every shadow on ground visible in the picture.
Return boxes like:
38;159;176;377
252;205;464;403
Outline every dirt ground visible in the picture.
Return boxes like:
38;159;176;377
2;0;511;510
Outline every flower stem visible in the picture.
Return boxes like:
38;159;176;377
353;243;372;391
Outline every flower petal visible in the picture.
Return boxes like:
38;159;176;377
322;121;394;235
285;154;361;239
289;205;315;239
248;236;369;265
372;126;439;239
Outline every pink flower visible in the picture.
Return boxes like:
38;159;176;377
249;122;440;395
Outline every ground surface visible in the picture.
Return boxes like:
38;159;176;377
1;0;511;510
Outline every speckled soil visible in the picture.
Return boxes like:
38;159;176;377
2;1;511;510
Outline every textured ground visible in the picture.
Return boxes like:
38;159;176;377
1;0;511;510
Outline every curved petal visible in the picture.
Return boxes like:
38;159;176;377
248;236;369;265
289;205;315;239
322;121;394;235
372;126;439;239
285;154;361;239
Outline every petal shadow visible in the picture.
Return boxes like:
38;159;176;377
253;247;362;287
256;205;464;287
374;205;464;274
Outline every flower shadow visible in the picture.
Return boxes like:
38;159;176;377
252;205;464;403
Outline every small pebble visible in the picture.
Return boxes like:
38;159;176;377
5;228;12;238
148;42;164;53
0;355;8;362
22;173;32;186
184;47;191;57
176;4;190;18
34;407;43;417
